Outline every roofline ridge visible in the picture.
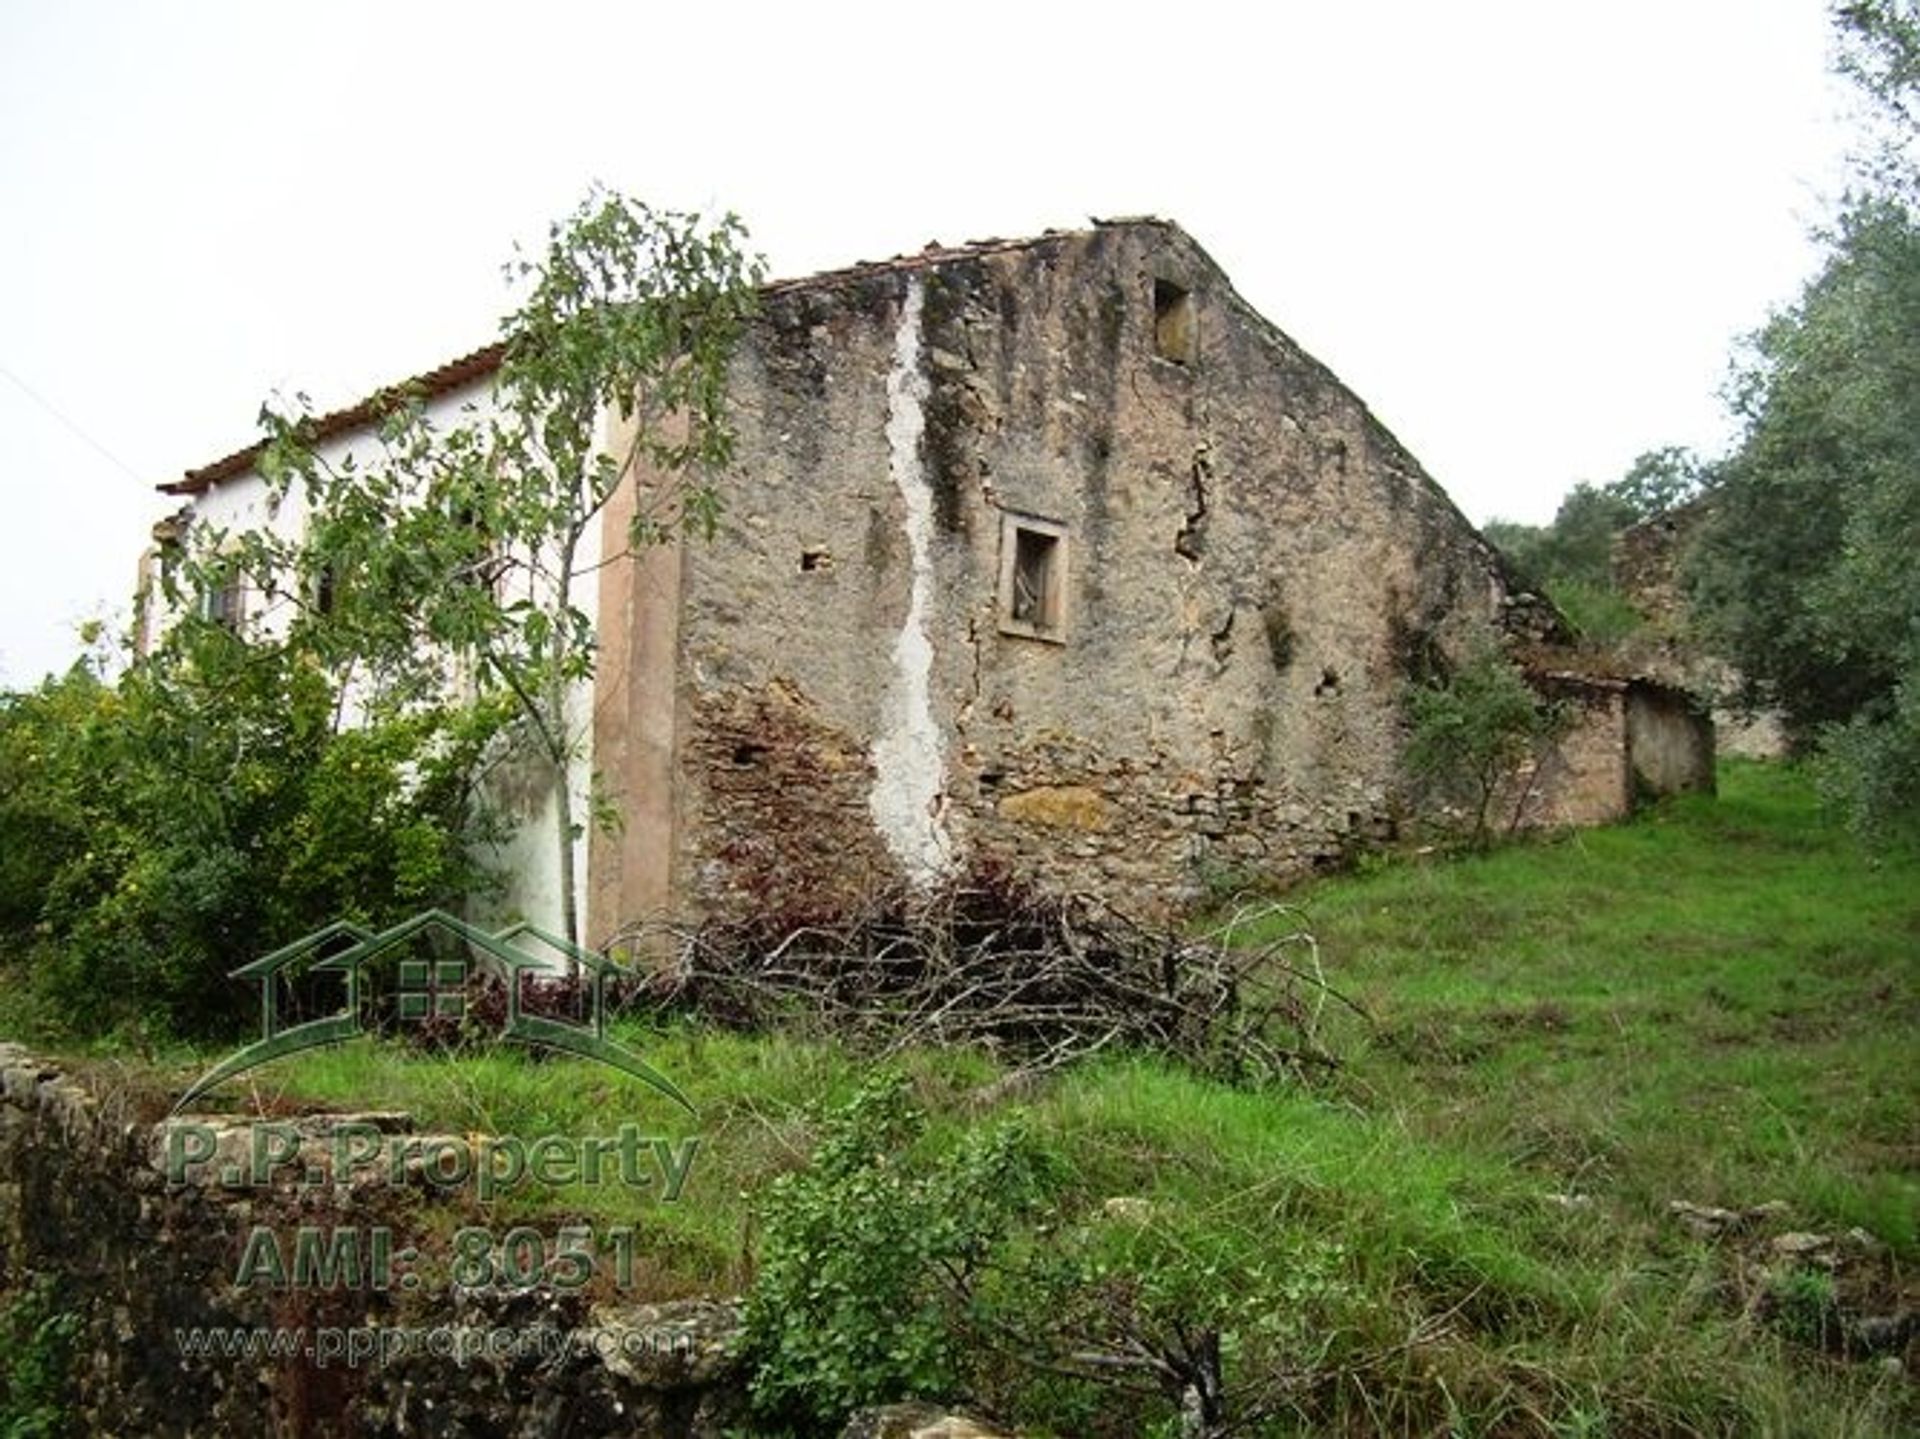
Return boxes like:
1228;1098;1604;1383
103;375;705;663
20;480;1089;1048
159;217;1197;496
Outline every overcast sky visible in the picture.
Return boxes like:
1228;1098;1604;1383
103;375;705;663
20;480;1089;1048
0;0;1856;686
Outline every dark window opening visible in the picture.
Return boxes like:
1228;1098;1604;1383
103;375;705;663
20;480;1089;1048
731;742;769;767
800;548;832;572
998;512;1069;642
1012;530;1058;627
1153;278;1196;365
203;573;246;632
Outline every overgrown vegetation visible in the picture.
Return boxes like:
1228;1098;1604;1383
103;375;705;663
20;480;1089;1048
0;635;497;1039
0;1277;78;1439
739;1074;1055;1428
1689;186;1920;837
245;190;761;945
0;189;760;1040
46;762;1904;1436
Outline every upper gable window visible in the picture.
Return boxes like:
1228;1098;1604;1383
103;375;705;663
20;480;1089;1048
997;512;1068;643
1153;278;1196;365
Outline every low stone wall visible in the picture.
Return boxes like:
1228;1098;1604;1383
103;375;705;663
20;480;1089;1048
0;1044;744;1438
1626;684;1716;799
0;1047;1017;1438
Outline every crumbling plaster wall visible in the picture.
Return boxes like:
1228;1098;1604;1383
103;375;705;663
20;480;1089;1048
1626;684;1717;798
652;224;1525;921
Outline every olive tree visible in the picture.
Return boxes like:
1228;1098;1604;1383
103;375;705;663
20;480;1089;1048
1685;5;1919;836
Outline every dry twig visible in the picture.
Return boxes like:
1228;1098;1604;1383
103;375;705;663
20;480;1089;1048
608;874;1364;1086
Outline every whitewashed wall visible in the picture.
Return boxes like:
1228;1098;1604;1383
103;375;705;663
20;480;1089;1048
150;376;602;944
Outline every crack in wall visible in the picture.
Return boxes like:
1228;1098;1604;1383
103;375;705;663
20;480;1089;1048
956;612;985;734
1175;443;1212;562
868;277;955;885
1210;607;1236;667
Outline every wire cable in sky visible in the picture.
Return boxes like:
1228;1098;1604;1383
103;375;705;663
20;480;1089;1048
0;357;146;483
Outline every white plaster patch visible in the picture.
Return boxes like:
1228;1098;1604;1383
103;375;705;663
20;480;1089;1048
868;277;954;885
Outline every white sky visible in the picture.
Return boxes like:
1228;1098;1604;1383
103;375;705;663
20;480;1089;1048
0;0;1855;686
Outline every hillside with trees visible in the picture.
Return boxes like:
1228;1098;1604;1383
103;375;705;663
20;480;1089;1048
1483;1;1918;840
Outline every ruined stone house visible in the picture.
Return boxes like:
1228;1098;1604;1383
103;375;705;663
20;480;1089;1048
1612;501;1784;759
151;218;1713;944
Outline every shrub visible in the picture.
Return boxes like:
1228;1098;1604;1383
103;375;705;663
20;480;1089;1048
967;1203;1356;1436
0;1278;79;1438
1403;640;1569;848
739;1073;1058;1430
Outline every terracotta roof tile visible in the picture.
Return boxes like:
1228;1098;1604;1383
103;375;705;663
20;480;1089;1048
160;341;508;495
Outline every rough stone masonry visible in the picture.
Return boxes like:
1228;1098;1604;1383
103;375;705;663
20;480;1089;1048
586;218;1652;938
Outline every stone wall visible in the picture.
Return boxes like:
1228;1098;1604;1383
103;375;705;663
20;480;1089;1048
1520;673;1715;830
1612;503;1785;761
595;221;1541;927
0;1045;744;1438
1626;684;1717;799
1515;674;1631;829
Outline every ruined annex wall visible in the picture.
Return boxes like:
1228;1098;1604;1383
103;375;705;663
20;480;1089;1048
648;222;1529;921
1527;676;1633;828
1475;675;1713;836
1613;505;1786;761
0;1046;743;1438
1626;684;1716;798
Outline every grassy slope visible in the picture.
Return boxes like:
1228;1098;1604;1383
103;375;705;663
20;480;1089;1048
22;761;1915;1433
1296;759;1917;1251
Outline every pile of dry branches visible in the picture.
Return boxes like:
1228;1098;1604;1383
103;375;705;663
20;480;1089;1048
613;874;1357;1085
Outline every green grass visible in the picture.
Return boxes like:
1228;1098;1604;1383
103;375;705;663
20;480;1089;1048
6;760;1914;1433
1284;760;1918;1254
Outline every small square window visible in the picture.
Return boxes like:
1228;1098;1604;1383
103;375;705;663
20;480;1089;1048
202;573;247;631
1153;278;1196;365
997;512;1068;642
312;561;339;616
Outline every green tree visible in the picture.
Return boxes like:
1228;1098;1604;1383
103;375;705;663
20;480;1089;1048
234;190;762;946
1835;0;1919;198
1689;197;1920;830
1488;451;1705;594
1609;445;1708;519
1480;451;1705;646
0;188;760;1037
1684;4;1920;835
0;631;498;1039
